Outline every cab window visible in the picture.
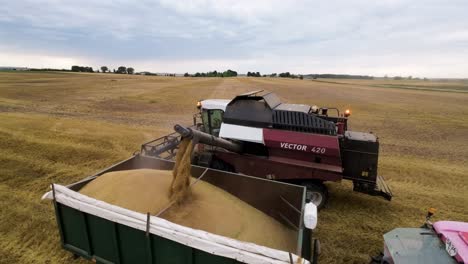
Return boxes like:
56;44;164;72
202;109;224;136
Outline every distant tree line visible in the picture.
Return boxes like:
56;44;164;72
306;74;373;80
184;69;237;77
71;65;135;74
278;72;303;79
28;68;71;72
245;71;303;79
13;66;431;81
389;75;427;81
71;65;94;73
114;66;134;74
247;71;261;77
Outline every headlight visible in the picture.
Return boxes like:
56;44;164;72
344;109;351;117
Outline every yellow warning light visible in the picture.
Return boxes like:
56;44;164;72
344;109;351;117
196;101;202;109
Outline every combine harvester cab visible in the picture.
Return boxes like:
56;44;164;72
43;154;319;264
142;90;392;209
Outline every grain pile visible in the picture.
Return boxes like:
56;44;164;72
161;175;298;251
79;138;297;251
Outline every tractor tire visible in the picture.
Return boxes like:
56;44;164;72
303;182;328;210
369;252;384;264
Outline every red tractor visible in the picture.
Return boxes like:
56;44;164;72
142;90;392;208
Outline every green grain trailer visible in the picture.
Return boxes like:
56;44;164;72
43;155;318;264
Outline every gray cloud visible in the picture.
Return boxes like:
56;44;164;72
1;0;467;77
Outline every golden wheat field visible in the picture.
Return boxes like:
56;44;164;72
0;71;467;264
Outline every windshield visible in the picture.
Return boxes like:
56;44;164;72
202;109;224;136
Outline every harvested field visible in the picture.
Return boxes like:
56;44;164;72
0;71;467;263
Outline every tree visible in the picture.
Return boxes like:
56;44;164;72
117;66;127;74
127;67;134;74
183;69;238;78
101;66;108;73
279;72;291;78
71;65;93;72
299;75;304;80
255;72;261;77
222;69;237;77
270;73;277;77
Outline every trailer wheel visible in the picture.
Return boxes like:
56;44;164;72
304;182;328;210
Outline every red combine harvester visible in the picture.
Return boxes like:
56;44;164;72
142;90;392;208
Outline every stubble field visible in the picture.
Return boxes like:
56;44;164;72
0;71;467;263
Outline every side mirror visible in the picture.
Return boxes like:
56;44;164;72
304;202;318;229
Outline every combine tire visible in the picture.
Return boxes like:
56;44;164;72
304;182;328;210
210;159;235;172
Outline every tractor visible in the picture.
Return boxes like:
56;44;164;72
371;209;468;264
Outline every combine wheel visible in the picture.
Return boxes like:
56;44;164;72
210;158;235;172
303;182;328;210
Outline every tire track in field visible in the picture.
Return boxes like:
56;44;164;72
208;78;259;99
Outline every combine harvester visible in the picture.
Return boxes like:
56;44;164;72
143;90;392;208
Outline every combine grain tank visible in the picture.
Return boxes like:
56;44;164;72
43;155;318;264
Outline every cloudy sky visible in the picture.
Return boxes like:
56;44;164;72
1;0;467;77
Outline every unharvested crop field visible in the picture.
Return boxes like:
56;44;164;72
1;72;467;263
